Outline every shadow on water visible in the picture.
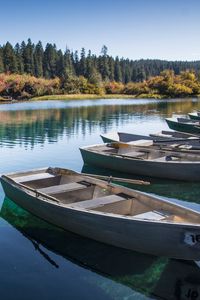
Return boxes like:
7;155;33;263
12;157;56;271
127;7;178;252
1;197;200;300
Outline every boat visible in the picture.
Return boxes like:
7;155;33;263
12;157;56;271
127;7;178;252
101;132;153;143
150;129;199;139
80;143;200;181
2;166;200;260
3;198;200;300
2;197;200;300
166;117;200;134
100;131;200;148
188;112;200;121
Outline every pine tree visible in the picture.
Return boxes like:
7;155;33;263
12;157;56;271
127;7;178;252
56;49;65;78
22;38;35;74
114;56;122;82
43;43;58;78
14;43;24;74
0;47;4;73
64;48;74;76
3;42;17;73
108;57;115;81
79;48;87;76
73;50;79;75
99;45;110;81
34;41;44;77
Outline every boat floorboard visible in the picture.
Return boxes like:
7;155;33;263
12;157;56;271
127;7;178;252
134;210;170;221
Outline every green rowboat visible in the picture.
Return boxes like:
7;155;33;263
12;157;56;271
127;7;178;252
166;118;200;134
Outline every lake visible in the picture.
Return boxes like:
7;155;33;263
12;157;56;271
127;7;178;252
1;98;200;300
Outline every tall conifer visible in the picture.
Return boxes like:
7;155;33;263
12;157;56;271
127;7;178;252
34;41;44;77
3;42;17;73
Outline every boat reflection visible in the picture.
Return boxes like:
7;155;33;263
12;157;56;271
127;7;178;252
1;197;200;300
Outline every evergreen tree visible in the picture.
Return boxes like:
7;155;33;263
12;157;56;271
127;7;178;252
108;56;115;81
3;42;17;73
43;43;58;78
22;38;35;74
56;49;65;78
14;43;24;74
0;47;4;73
73;50;79;75
2;39;200;85
79;48;87;76
99;45;110;81
64;48;74;76
114;56;122;82
34;41;44;77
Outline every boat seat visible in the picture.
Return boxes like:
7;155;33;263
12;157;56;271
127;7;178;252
127;140;153;147
15;172;55;183
134;210;170;221
69;194;126;209
119;150;145;158
38;182;87;195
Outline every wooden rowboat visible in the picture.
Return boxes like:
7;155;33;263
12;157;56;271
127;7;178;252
100;131;200;149
2;167;200;260
150;130;199;139
101;132;153;143
80;143;200;181
189;112;200;121
3;198;200;300
166;117;200;134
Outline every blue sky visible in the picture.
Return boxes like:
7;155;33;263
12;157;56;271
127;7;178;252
1;0;200;61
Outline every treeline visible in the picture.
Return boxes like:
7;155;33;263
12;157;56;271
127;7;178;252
1;70;200;99
1;39;200;83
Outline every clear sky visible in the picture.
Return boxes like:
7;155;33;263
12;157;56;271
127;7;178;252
1;0;200;61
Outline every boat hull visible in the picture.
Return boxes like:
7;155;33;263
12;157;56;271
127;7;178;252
100;133;153;143
101;132;200;148
2;176;200;260
189;113;200;121
166;118;200;134
80;147;200;181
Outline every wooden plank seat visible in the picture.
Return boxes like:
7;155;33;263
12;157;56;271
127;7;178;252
127;140;153;147
117;149;145;158
38;182;87;195
69;194;126;209
15;172;55;183
134;210;170;221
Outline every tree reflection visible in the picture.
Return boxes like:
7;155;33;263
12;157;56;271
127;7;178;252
0;99;200;148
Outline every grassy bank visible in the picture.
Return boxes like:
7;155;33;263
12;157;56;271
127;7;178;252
31;93;164;101
32;94;136;100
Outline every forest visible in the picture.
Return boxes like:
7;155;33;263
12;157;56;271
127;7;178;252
1;39;200;99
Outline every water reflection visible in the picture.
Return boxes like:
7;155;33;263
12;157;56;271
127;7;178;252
1;197;200;300
1;98;200;299
0;98;200;149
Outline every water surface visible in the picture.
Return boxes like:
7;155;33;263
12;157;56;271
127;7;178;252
1;98;200;300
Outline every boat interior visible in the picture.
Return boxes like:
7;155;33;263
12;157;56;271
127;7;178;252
117;132;200;148
6;168;200;224
150;130;196;139
177;117;200;125
118;132;152;142
91;144;200;162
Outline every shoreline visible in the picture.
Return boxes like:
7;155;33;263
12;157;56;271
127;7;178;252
0;93;164;103
0;93;198;103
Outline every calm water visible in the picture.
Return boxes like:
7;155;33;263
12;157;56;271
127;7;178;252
1;98;200;300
